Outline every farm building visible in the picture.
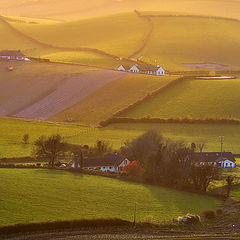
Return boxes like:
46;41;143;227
118;64;165;75
0;50;30;61
71;153;130;173
117;65;130;71
191;152;236;168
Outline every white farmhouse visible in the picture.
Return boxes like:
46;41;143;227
0;50;30;61
156;66;165;76
129;65;140;73
117;65;130;71
71;153;130;173
192;152;236;168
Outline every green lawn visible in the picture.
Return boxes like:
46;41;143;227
1;118;240;158
0;168;222;226
120;78;240;120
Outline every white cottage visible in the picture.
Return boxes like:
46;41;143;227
129;65;140;73
192;152;236;168
71;153;130;173
156;66;165;76
117;65;130;71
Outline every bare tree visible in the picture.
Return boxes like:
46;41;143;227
33;134;66;168
22;133;29;144
197;140;207;153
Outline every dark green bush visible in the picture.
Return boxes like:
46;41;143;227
202;210;216;219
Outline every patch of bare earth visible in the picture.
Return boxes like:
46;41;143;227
12;70;127;120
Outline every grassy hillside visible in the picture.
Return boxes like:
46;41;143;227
7;12;240;71
10;12;148;58
1;118;240;158
1;0;240;20
0;62;126;120
120;78;240;120
0;18;39;51
137;15;240;70
50;75;178;124
0;168;221;226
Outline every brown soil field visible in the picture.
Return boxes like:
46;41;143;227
0;62;126;120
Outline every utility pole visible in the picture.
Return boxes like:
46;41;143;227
133;202;136;226
220;136;224;157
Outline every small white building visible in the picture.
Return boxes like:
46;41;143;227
156;66;165;76
192;152;236;168
117;65;130;71
0;50;30;61
71;153;130;173
129;65;140;73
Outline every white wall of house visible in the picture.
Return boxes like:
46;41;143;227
220;160;236;168
156;67;165;76
130;65;140;73
118;65;126;71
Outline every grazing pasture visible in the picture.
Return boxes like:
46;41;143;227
50;75;178;124
1;118;240;158
120;78;240;120
0;168;221;226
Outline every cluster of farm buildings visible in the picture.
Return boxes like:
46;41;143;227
69;152;236;173
0;50;31;61
118;64;166;76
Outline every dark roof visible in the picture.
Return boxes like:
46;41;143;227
83;154;126;168
0;50;25;57
192;152;235;163
122;65;131;70
136;65;162;72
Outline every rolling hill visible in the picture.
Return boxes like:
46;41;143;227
50;75;178;125
120;78;240;120
1;0;240;20
4;12;240;71
0;62;126;120
0;168;221;226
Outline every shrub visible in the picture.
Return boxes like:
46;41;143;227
202;210;216;219
216;208;223;215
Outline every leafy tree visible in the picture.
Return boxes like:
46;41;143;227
190;164;220;192
33;134;66;168
120;130;163;165
226;175;234;198
22;134;29;144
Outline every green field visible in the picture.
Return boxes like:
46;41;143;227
120;78;240;120
50;75;178;124
0;168;222;226
1;118;240;158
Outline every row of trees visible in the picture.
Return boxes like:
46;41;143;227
121;131;220;192
33;134;112;168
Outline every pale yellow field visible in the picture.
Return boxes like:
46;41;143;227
10;12;148;57
1;0;240;20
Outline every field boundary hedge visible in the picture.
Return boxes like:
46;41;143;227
100;116;240;127
0;218;131;236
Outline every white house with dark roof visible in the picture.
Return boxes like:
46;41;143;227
117;65;130;71
191;152;236;168
118;64;165;76
71;153;130;173
0;50;30;61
